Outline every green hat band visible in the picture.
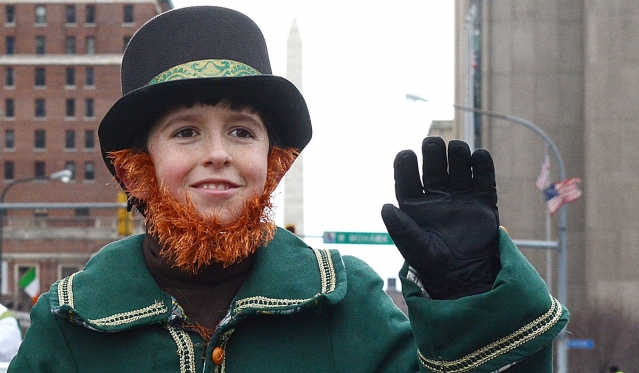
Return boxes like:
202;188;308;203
149;59;261;85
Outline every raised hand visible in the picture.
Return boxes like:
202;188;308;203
381;137;501;300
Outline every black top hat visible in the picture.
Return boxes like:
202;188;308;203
98;6;312;177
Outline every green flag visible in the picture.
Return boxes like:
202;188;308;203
19;267;40;299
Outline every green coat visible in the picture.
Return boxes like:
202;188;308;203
9;228;567;372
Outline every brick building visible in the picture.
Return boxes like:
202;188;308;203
0;0;172;310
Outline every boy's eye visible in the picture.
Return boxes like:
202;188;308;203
230;128;254;139
174;128;197;138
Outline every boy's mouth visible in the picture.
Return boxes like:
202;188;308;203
192;177;240;192
201;183;233;191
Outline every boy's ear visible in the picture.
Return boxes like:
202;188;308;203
114;163;149;201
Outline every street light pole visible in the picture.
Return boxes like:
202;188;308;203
0;169;72;297
405;94;569;373
452;105;570;373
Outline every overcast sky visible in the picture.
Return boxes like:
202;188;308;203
171;0;456;283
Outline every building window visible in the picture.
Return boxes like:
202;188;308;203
65;5;76;24
5;5;15;24
84;130;94;149
84;161;95;181
5;129;14;149
85;5;96;24
66;37;76;54
86;36;95;54
6;36;15;54
64;161;76;180
74;208;89;217
4;161;14;180
5;98;14;118
34;161;46;179
34;129;46;149
35;36;46;54
34;208;48;218
65;99;75;117
85;98;94;118
65;130;75;149
5;67;15;87
35;67;46;87
65;67;75;86
35;5;46;24
85;67;94;87
35;98;45;117
123;5;134;23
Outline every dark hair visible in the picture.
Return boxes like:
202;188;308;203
131;96;281;152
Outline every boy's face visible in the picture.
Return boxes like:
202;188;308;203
146;102;270;225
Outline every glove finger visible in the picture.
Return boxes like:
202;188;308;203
448;140;473;194
471;149;497;194
393;150;423;202
381;204;432;272
421;137;449;194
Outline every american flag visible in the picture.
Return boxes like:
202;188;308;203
536;154;550;190
543;178;582;215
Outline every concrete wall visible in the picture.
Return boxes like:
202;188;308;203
454;1;587;311
582;0;639;312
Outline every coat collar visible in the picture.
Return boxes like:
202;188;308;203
50;228;347;332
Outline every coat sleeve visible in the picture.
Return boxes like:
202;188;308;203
8;291;77;373
401;228;569;373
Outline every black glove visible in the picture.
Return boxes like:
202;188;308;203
381;137;501;300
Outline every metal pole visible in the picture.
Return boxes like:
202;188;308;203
0;202;126;210
453;105;569;373
0;169;71;298
512;239;558;249
544;145;553;294
463;9;475;150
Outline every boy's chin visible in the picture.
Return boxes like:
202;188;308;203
146;184;275;273
195;209;242;227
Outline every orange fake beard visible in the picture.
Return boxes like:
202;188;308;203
108;146;298;274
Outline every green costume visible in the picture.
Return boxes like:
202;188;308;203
9;228;567;373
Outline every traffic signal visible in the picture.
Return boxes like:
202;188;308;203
285;224;296;235
117;192;133;236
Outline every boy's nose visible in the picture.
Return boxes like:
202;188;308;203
202;135;232;168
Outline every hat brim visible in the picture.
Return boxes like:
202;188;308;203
98;75;312;177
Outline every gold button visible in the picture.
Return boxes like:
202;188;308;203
212;346;225;365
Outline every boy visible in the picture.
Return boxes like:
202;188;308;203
9;6;567;372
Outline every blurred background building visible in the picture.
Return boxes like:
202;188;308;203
0;0;172;311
